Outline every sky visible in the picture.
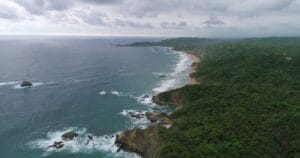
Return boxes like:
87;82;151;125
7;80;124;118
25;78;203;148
0;0;299;37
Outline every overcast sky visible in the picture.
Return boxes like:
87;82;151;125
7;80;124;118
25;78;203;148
0;0;299;37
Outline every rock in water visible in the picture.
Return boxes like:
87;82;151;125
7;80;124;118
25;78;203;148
61;131;78;141
141;95;149;98
20;81;33;87
159;75;167;78
47;141;64;149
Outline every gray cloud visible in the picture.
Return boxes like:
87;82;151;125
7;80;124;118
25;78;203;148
81;0;123;4
160;21;187;29
115;19;153;28
46;0;74;11
13;0;45;15
0;0;299;37
0;2;22;20
13;0;122;15
204;16;224;25
80;12;107;26
12;0;74;14
121;0;297;19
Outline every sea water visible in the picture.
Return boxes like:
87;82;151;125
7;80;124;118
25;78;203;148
0;36;192;158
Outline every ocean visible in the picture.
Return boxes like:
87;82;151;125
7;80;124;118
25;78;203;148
0;36;192;158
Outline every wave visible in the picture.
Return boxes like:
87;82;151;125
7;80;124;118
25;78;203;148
0;81;20;86
120;110;149;129
0;81;45;89
136;94;155;106
28;127;140;158
152;49;192;93
111;90;124;97
98;91;106;96
171;51;191;76
13;82;44;89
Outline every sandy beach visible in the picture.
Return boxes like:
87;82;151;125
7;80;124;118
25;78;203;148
166;47;201;85
186;52;200;85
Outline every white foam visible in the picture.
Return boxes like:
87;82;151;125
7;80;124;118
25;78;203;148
171;51;191;76
111;90;123;96
152;48;192;94
120;110;149;129
98;91;106;96
28;127;140;158
13;82;44;89
135;94;154;105
152;79;177;93
0;81;20;86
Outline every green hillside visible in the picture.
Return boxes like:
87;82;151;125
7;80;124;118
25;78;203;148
153;38;300;157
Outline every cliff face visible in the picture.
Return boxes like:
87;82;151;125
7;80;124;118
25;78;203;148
115;126;163;158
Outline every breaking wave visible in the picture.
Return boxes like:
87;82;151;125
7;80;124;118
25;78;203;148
28;127;140;158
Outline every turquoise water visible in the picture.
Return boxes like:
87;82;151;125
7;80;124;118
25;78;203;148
0;37;192;158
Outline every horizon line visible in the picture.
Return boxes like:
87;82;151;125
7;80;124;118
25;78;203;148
0;33;299;39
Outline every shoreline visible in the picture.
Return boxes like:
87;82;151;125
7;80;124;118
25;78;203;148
165;46;200;85
115;47;201;157
185;52;200;85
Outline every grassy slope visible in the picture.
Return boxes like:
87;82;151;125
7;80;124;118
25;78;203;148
151;38;300;157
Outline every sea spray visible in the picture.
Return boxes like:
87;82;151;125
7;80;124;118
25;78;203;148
28;127;140;158
152;48;192;93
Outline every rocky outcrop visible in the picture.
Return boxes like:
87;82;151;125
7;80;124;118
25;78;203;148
152;90;185;110
47;141;64;149
146;112;173;125
159;75;167;78
115;126;163;158
128;111;144;119
156;113;173;125
20;81;33;87
61;131;78;141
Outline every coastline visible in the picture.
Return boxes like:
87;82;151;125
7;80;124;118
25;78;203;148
115;47;201;157
185;52;200;85
166;47;200;85
117;37;300;158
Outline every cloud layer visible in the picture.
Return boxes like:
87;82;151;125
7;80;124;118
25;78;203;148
0;0;299;37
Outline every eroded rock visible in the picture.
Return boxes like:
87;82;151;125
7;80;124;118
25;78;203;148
61;131;78;141
115;126;163;158
47;141;64;149
20;81;33;87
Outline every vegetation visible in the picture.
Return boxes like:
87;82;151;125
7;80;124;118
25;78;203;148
145;37;300;157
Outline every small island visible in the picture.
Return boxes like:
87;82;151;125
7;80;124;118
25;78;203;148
20;81;33;87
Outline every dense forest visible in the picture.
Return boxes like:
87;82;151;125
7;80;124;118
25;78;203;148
134;38;300;157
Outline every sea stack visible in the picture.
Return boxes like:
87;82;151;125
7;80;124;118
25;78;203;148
20;81;33;87
61;131;78;141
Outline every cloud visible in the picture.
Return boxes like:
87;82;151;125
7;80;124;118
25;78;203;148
12;0;122;15
46;0;74;11
81;0;123;4
228;0;295;15
204;16;224;25
115;19;153;28
160;21;188;29
0;1;24;20
80;11;107;26
12;0;74;14
0;0;300;37
12;0;43;15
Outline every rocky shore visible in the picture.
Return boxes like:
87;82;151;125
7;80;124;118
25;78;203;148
115;126;162;158
114;49;201;158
